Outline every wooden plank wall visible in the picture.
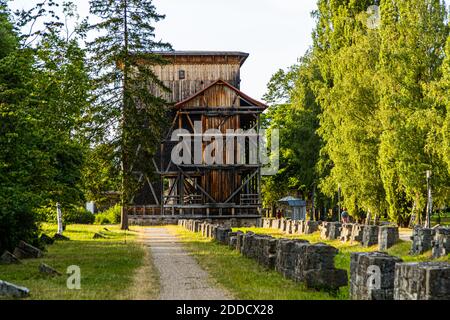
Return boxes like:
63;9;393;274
150;63;241;103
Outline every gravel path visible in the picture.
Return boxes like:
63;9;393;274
142;227;232;300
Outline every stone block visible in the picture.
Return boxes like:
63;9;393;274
39;263;62;277
13;241;43;259
328;222;342;240
378;226;399;251
275;239;309;279
394;262;450;300
236;231;246;253
340;224;354;242
432;227;450;259
320;222;331;240
0;251;21;265
350;252;402;300
294;243;348;291
39;234;55;245
410;227;435;255
350;224;364;243
362;225;379;247
216;227;232;245
0;280;29;298
53;233;70;241
304;221;320;235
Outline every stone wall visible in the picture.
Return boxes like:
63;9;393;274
328;222;342;240
340;224;354;242
320;222;331;240
304;221;320;235
350;224;364;243
260;218;322;236
180;219;347;292
378;226;399;251
275;239;309;279
410;227;435;255
394;262;450;300
362;225;379;247
294;243;348;291
178;219;450;300
350;252;402;300
432;227;450;259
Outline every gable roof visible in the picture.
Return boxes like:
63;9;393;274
153;51;249;66
174;79;268;109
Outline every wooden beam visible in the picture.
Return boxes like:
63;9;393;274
224;170;258;204
177;166;217;203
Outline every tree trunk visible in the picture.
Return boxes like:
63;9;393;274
121;0;130;230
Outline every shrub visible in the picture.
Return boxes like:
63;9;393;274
65;207;95;224
95;204;121;225
36;205;95;225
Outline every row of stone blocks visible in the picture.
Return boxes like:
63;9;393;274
180;220;450;299
410;227;450;258
350;252;450;300
261;219;400;251
181;220;348;292
261;218;321;235
320;222;399;251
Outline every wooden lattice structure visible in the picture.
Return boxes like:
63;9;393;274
129;51;267;222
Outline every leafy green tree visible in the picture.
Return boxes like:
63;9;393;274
0;1;95;250
0;1;46;250
378;0;449;225
88;0;172;229
262;53;324;218
82;143;121;207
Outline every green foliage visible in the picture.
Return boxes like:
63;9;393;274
0;1;93;252
82;143;121;205
36;206;95;225
264;0;450;225
87;0;172;228
262;53;323;214
94;204;122;225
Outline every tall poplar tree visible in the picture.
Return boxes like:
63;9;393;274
378;0;449;224
88;0;172;229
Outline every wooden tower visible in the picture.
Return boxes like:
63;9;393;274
129;51;267;224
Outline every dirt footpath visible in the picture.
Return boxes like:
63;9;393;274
142;227;233;300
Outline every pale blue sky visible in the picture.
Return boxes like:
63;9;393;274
8;0;318;101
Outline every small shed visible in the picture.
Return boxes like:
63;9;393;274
278;196;307;221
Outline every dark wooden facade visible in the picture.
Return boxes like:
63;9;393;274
129;52;267;220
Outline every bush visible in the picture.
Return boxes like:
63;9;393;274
65;207;95;224
36;205;95;225
95;204;121;225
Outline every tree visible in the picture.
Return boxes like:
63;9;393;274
0;1;95;251
378;0;449;225
88;0;172;229
0;1;42;251
262;53;324;218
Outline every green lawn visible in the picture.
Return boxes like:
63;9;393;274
170;225;449;300
0;224;159;300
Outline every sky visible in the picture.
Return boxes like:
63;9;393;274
8;0;318;101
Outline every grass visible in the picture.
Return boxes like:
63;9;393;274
169;226;346;300
170;225;449;301
0;224;159;300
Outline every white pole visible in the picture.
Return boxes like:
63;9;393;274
57;203;63;235
426;170;432;229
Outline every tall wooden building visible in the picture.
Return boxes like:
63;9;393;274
129;51;267;225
